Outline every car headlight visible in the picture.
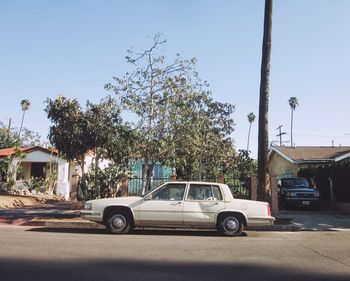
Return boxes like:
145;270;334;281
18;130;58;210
314;191;320;198
287;192;297;197
84;202;92;210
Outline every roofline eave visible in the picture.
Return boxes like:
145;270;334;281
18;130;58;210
270;147;296;164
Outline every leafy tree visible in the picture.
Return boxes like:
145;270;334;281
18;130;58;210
0;147;25;192
0;121;18;148
247;112;256;152
224;149;258;191
18;99;30;141
19;128;41;146
163;93;235;181
84;96;137;197
288;96;299;147
45;96;88;167
0;121;41;148
105;34;235;191
236;150;258;182
257;0;273;202
45;95;137;198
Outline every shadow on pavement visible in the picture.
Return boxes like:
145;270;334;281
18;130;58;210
0;257;348;281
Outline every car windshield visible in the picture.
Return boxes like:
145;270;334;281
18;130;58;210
281;178;309;188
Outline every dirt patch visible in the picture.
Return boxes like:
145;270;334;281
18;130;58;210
0;194;64;209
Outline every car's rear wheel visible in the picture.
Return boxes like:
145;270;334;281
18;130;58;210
219;215;243;237
106;212;131;234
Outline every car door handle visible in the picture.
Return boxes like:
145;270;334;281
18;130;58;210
206;202;218;207
170;202;182;206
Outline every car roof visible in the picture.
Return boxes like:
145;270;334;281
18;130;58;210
166;181;223;184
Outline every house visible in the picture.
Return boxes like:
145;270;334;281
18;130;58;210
270;146;350;210
0;146;73;200
269;146;350;178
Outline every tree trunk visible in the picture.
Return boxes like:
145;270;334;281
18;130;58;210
94;148;100;198
247;123;252;151
257;0;273;202
141;159;148;195
79;159;86;200
141;160;154;195
290;109;294;147
18;111;25;142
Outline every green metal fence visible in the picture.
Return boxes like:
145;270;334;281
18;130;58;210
128;177;171;196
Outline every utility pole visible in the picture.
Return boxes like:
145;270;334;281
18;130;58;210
7;118;12;139
276;125;286;146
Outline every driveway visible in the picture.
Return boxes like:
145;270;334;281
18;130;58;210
278;211;350;231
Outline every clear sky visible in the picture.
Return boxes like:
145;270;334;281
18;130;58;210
1;0;350;158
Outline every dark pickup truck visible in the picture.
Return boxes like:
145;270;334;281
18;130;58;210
278;177;320;210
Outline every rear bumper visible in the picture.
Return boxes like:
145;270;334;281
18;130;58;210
248;216;275;227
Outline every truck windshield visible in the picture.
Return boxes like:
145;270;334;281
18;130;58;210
282;178;309;188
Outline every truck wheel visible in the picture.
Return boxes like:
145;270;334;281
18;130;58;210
219;215;243;237
106;212;131;234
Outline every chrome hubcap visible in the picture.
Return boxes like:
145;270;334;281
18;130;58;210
111;214;126;230
223;217;239;232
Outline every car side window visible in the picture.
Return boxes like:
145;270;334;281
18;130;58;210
212;185;223;200
152;184;186;201
187;184;223;201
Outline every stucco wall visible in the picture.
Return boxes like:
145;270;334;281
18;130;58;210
21;162;31;179
11;150;71;200
269;152;298;178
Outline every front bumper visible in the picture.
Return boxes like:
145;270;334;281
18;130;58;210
284;198;320;208
80;210;103;222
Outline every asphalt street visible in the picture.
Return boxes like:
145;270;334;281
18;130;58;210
0;224;349;281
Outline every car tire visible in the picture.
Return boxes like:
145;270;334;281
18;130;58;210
106;211;131;234
219;215;243;237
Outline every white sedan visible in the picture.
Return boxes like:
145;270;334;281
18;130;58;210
81;181;275;236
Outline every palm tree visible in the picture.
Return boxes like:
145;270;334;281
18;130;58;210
18;99;30;141
257;0;273;202
288;96;299;147
247;112;256;152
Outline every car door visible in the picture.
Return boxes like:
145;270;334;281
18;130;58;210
182;183;225;226
138;183;186;226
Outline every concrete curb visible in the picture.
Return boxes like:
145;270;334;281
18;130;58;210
22;219;105;229
247;224;302;231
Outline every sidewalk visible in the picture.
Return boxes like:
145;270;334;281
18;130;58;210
0;201;83;226
1;202;350;231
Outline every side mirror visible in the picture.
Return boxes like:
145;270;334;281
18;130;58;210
144;194;152;200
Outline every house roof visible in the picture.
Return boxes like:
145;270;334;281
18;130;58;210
270;146;350;163
0;146;59;157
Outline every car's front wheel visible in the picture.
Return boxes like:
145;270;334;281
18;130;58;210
219;215;243;237
106;212;131;234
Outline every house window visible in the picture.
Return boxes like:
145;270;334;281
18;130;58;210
31;162;46;179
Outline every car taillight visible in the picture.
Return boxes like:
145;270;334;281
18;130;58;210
267;204;271;216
